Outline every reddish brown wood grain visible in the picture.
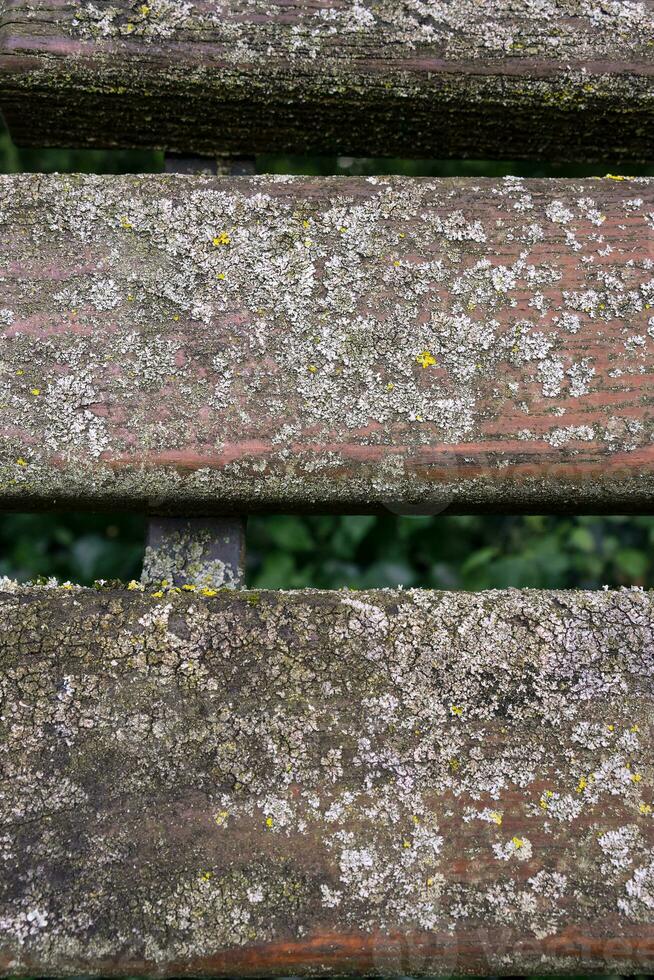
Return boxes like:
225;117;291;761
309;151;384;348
0;173;653;513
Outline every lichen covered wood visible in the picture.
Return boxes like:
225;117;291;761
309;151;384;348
1;1;654;160
1;584;653;975
0;173;653;513
142;517;246;588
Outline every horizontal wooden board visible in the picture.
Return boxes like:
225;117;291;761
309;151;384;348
1;1;654;160
1;584;654;975
0;174;653;513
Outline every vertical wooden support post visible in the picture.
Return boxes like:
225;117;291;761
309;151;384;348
142;152;256;589
141;517;246;590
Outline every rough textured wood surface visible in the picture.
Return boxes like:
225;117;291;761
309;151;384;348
1;583;654;975
0;173;653;514
1;1;654;160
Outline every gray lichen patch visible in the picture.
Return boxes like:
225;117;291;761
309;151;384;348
0;174;651;514
0;585;653;975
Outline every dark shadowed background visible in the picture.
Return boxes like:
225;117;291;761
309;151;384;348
2;124;654;591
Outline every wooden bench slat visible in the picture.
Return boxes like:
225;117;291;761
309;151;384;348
0;174;653;514
1;1;654;160
1;585;653;975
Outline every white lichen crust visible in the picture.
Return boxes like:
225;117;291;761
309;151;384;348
1;584;653;975
0;173;652;514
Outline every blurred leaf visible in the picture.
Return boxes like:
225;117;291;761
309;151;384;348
461;546;499;574
263;516;314;553
615;548;649;580
569;527;595;553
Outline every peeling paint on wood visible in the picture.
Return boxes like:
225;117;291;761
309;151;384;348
0;173;652;513
1;0;654;160
1;583;654;975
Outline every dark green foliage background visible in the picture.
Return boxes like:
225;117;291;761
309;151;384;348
2;123;654;590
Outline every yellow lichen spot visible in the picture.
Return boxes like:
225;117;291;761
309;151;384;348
632;773;643;783
302;220;310;229
426;877;434;887
540;790;554;809
339;226;348;233
577;776;588;793
393;260;401;267
127;580;140;590
30;388;40;396
216;273;225;280
199;870;213;882
489;811;503;825
386;382;394;391
201;588;217;597
213;231;231;247
308;364;318;374
125;22;135;33
402;838;411;848
214;810;229;826
608;724;615;732
605;174;628;180
151;591;164;598
398;232;405;239
71;309;78;316
16;458;27;467
449;757;460;772
416;350;437;369
62;582;73;590
182;584;196;591
450;704;463;717
412;814;420;825
304;239;312;247
512;836;524;849
639;802;652;815
173;314;180;321
631;724;640;733
15;369;24;376
120;217;133;230
265;816;273;828
140;3;150;14
127;294;134;302
161;579;169;587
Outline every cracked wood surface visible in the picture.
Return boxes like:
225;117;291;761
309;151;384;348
1;1;654;160
1;584;654;975
0;174;653;513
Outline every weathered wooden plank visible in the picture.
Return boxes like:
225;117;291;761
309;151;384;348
0;173;653;514
1;583;654;975
1;1;654;161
